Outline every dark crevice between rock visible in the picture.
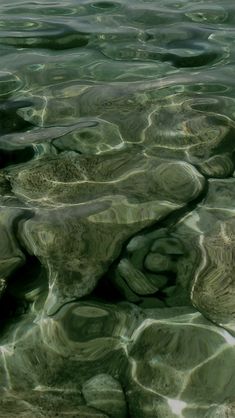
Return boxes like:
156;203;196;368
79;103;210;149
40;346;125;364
1;32;90;51
7;255;47;300
213;127;235;155
132;177;209;236
92;2;119;9
0;147;35;169
123;388;132;418
88;273;124;304
0;100;34;135
0;211;47;336
163;51;219;68
0;256;47;338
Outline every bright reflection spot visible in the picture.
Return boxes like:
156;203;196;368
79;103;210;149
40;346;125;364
167;398;187;415
220;329;235;345
0;345;14;355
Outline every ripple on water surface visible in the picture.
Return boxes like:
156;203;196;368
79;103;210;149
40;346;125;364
0;0;235;417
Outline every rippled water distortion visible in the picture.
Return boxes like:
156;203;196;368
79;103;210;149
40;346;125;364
1;0;235;417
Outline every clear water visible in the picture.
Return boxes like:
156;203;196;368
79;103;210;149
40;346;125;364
1;1;235;417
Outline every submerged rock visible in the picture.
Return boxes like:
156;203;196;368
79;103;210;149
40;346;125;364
191;217;235;332
109;177;235;333
197;153;234;178
0;208;26;300
163;178;235;332
117;258;160;295
0;301;235;417
1;150;205;313
0;2;235;417
82;374;127;418
109;227;188;306
16;79;234;165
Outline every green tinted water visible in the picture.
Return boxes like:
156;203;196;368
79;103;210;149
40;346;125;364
0;1;235;417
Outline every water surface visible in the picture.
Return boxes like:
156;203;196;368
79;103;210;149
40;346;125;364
1;1;235;417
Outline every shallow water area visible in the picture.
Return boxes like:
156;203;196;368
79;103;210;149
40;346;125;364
1;0;235;417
